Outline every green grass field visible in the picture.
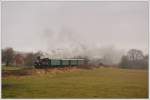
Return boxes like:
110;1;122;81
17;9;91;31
2;67;148;98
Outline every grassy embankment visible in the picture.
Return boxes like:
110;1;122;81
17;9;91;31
2;66;148;98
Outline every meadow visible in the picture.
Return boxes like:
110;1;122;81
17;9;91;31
2;66;148;98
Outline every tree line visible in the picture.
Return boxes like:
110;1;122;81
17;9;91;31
119;49;148;69
2;47;148;69
2;47;43;67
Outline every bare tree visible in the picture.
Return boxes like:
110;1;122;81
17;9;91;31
119;55;129;68
120;49;147;69
24;53;35;66
2;47;14;66
127;49;144;61
14;53;24;66
141;54;148;69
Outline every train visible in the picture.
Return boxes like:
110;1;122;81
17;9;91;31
34;57;85;68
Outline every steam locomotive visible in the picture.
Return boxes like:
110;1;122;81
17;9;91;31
34;57;85;68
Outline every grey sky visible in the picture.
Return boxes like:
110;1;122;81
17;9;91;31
2;1;149;55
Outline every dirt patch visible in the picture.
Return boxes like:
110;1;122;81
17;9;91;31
2;70;31;77
33;67;82;75
2;67;82;77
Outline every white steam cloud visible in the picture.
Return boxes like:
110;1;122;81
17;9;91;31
41;28;124;65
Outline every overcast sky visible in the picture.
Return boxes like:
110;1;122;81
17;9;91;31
2;1;149;54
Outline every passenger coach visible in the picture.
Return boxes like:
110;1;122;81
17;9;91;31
34;57;85;68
